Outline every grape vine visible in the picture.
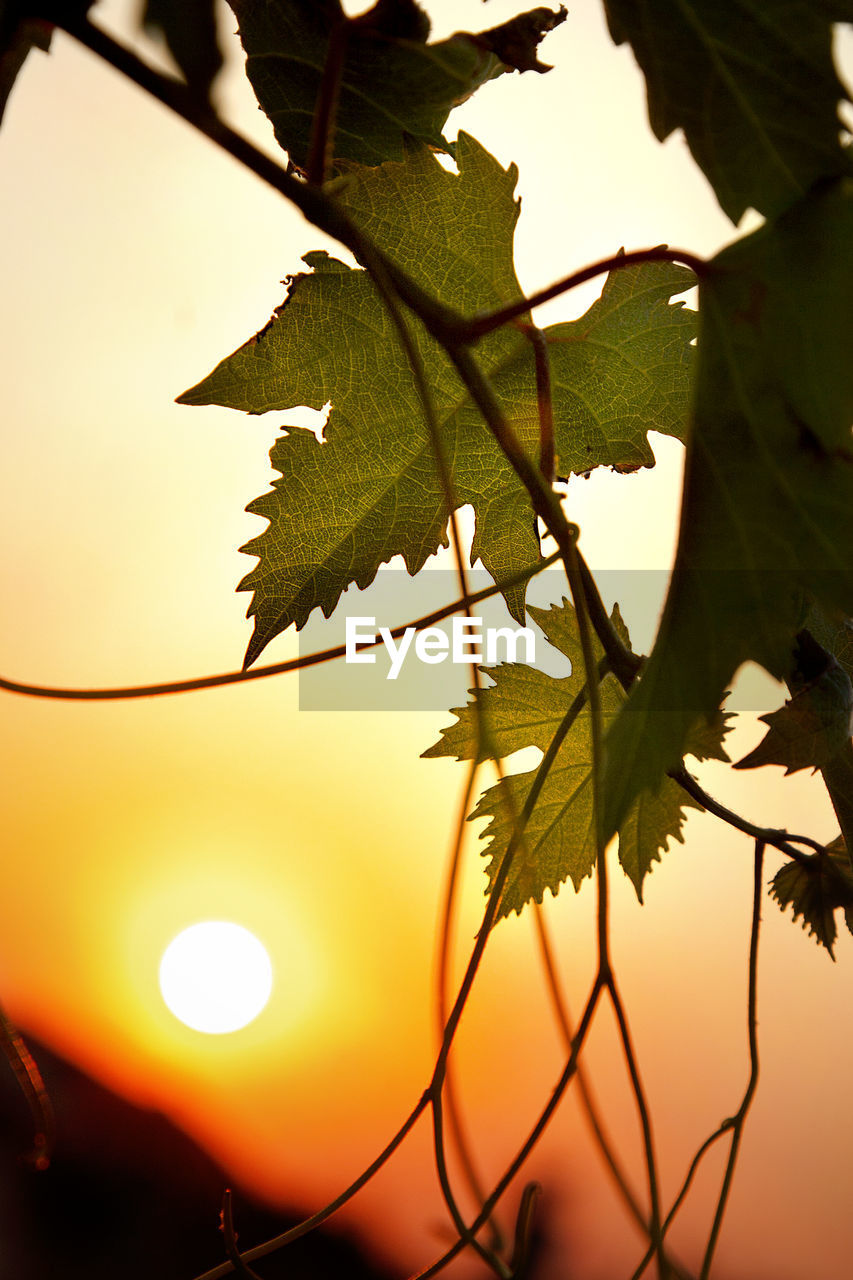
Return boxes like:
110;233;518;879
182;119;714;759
2;1;853;1277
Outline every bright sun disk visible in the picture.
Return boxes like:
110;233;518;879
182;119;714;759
159;921;273;1034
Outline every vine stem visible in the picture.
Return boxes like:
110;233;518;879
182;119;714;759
193;1093;431;1280
53;17;705;419
463;247;705;342
605;974;666;1274
219;1191;262;1280
445;343;640;690
191;657;612;1280
53;10;644;697
305;13;348;185
698;839;764;1280
672;767;819;867
629;840;765;1280
533;907;646;1228
433;758;502;1246
365;223;508;1274
0;1004;55;1170
411;975;605;1280
31;17;801;1280
0;555;559;702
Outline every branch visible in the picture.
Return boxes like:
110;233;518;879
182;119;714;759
520;322;555;483
630;842;765;1280
53;15;462;339
445;343;641;691
672;767;821;866
219;1191;263;1280
434;759;503;1248
411;978;605;1280
698;839;764;1280
0;555;559;702
533;907;647;1230
193;1093;430;1280
371;237;510;1276
461;247;705;342
55;20;704;379
0;1004;55;1170
305;15;348;185
605;975;665;1273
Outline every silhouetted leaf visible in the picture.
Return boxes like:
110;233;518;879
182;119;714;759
424;599;729;914
735;656;853;775
143;0;222;104
770;840;853;957
229;0;567;172
603;178;853;843
180;137;695;665
603;0;853;221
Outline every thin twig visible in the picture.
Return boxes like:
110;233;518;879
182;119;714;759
411;977;605;1280
463;248;705;342
193;1093;430;1280
368;234;509;1271
220;1191;263;1280
672;767;818;866
0;1005;55;1170
0;554;559;702
434;759;502;1246
445;344;640;690
699;840;764;1280
629;1129;727;1280
606;975;666;1274
509;1182;542;1279
533;906;647;1231
55;20;705;368
520;323;555;483
305;16;349;184
630;842;766;1280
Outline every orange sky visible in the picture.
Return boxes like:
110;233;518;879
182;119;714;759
1;2;852;1277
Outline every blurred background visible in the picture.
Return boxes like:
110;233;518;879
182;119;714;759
0;2;851;1276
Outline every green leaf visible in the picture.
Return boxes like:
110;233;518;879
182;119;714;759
769;842;853;957
546;254;697;477
787;616;853;866
603;178;853;844
143;0;222;104
180;137;696;665
228;0;567;173
424;600;729;915
603;0;853;221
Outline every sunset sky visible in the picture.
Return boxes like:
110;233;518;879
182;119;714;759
1;2;852;1277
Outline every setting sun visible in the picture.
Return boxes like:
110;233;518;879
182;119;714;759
158;922;273;1035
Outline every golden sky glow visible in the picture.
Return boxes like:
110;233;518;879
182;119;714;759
1;2;852;1277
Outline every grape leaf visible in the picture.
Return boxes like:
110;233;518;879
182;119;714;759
735;637;853;775
180;136;696;666
143;0;222;104
603;177;853;845
796;614;853;859
769;841;853;958
603;0;853;222
424;599;729;915
228;0;567;173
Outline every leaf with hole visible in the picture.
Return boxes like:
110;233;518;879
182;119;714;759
180;137;695;666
